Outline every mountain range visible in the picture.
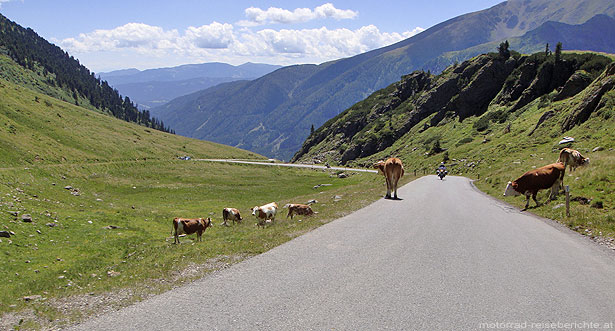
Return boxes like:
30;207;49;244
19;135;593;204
151;0;615;161
99;62;282;109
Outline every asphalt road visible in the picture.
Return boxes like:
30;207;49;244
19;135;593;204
71;176;615;330
196;158;378;173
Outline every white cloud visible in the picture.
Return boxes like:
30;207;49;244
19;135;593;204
59;20;425;71
0;0;18;8
60;23;180;53
238;3;358;26
184;22;235;49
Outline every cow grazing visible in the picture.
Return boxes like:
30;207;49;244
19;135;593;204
222;208;242;226
557;148;589;172
252;202;278;227
373;157;405;199
503;163;566;210
283;203;314;219
172;217;212;244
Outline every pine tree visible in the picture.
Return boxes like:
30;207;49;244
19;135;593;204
555;42;563;63
498;40;510;59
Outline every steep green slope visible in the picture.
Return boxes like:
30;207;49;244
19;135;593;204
293;52;611;162
294;51;615;239
0;74;258;167
152;0;615;160
0;13;169;132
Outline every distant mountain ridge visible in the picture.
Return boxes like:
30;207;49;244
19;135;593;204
100;62;282;85
100;62;281;109
152;0;615;160
425;14;615;73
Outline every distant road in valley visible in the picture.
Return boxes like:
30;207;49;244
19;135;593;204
71;175;615;330
196;158;378;173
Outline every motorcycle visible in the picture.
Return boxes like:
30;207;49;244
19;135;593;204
436;168;447;180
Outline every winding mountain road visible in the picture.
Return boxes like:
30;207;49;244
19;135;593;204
71;176;615;330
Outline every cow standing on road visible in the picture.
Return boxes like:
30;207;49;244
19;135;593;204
374;157;405;199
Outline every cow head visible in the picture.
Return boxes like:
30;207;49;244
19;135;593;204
251;206;260;216
503;181;520;196
373;161;385;174
583;157;590;166
206;217;213;227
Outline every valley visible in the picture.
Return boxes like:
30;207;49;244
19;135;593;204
1;0;615;329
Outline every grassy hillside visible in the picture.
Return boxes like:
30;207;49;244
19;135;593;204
0;14;169;132
0;77;388;329
295;50;615;241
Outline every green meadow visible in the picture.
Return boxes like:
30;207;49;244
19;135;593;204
0;78;394;329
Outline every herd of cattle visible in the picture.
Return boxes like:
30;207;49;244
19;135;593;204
172;203;314;244
171;148;589;243
504;147;590;210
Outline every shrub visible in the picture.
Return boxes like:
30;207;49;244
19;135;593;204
473;117;489;132
456;137;473;146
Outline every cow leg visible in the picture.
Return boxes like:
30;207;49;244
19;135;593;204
532;192;541;207
522;193;531;210
392;177;399;199
385;177;392;199
174;233;180;244
549;181;560;200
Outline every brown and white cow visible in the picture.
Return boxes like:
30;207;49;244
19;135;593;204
557;148;589;172
172;217;212;244
374;157;405;199
283;203;314;219
252;202;278;227
503;162;566;210
222;208;242;226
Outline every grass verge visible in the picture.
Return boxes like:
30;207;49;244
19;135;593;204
0;160;409;329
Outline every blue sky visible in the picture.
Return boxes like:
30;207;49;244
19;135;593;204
0;0;504;72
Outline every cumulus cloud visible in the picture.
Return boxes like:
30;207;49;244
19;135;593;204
184;22;235;49
59;19;425;70
60;23;180;53
238;3;358;26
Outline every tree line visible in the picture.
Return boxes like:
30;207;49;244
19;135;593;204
0;14;173;133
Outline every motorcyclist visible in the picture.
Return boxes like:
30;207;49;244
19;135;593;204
437;162;447;173
436;162;447;179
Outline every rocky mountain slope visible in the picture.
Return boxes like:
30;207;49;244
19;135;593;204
292;51;613;164
152;0;615;160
